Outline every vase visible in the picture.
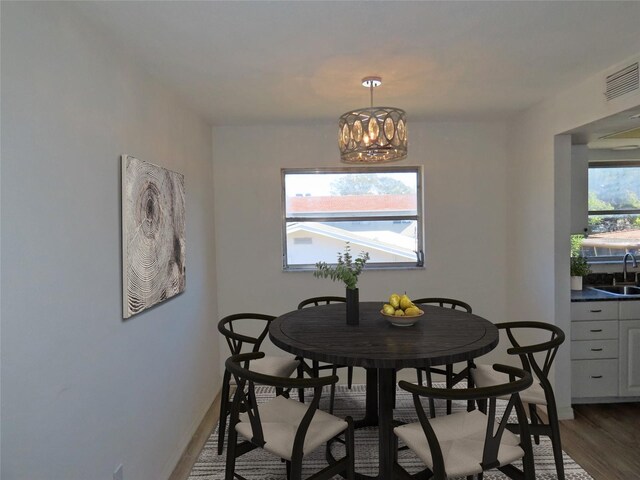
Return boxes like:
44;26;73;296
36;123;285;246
346;287;359;325
571;276;583;291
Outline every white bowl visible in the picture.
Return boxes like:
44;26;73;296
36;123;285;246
380;309;424;327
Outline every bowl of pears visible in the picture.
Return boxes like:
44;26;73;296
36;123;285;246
381;293;424;327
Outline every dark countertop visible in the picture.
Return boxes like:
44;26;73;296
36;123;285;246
572;286;640;302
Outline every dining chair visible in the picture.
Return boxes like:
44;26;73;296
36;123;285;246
296;296;353;412
217;313;299;455
394;364;535;480
470;321;566;480
412;297;474;416
224;352;355;480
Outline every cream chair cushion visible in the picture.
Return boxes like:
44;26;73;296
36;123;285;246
394;409;524;478
471;364;546;406
251;356;299;377
235;395;347;461
230;356;299;386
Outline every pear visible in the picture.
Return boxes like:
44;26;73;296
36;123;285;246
382;304;395;315
389;293;400;309
400;294;413;311
405;306;421;317
394;309;405;316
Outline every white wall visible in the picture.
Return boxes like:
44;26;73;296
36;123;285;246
212;121;512;378
1;3;219;479
507;54;640;418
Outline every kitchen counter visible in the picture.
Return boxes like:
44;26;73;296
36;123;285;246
572;286;640;302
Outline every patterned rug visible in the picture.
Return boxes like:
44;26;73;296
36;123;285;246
189;384;592;480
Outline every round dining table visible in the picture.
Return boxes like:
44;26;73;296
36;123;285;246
269;301;499;480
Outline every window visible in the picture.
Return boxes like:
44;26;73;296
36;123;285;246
581;161;640;260
282;167;423;270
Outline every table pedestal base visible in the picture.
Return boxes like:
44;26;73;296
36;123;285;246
327;368;397;480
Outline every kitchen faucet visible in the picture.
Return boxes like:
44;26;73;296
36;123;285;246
622;253;638;283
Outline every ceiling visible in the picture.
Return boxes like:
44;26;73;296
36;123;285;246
71;1;640;126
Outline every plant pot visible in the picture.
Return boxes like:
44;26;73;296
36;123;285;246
571;276;583;291
346;287;359;325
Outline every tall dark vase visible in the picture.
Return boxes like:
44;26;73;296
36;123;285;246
346;287;359;326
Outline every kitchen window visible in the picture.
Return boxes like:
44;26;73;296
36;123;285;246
281;166;424;270
581;161;640;260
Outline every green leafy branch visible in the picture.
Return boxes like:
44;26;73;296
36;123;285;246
313;242;370;290
570;234;591;277
570;255;591;277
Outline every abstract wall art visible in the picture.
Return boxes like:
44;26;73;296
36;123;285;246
121;155;185;318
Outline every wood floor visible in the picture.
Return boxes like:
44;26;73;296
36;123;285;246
560;402;640;480
169;396;640;480
169;394;221;480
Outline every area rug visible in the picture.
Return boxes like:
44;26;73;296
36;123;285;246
189;384;593;480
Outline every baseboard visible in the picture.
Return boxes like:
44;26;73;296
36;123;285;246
572;395;640;404
557;405;575;420
167;390;222;480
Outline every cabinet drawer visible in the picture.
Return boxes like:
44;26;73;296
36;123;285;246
571;339;618;360
572;359;618;398
571;301;618;321
571;320;618;340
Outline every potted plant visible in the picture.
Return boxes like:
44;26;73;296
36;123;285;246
314;242;370;325
570;235;591;291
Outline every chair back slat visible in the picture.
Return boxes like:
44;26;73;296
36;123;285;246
480;393;521;470
411;392;446;479
482;397;499;469
542;333;560;377
291;385;324;461
229;376;266;448
225;336;241;355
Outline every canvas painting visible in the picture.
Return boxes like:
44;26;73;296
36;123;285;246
122;155;185;318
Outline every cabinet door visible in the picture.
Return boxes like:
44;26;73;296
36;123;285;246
619;320;640;396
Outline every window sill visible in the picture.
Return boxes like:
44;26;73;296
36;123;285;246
283;265;426;272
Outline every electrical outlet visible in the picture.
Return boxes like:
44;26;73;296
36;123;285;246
113;464;123;480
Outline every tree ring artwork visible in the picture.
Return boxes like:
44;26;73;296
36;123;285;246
122;155;185;318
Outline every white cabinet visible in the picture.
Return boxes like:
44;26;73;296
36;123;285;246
572;300;640;401
618;302;640;396
571;302;619;400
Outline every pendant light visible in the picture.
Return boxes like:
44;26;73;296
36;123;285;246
338;76;407;164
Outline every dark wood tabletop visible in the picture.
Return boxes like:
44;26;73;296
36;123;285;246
270;302;498;369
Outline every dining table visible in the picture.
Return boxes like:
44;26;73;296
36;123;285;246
269;301;499;480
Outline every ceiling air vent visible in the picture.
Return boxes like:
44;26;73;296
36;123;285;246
605;62;639;101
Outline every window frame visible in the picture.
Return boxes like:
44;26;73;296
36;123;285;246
281;166;424;271
586;160;640;262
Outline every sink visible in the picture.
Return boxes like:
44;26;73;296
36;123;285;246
590;285;640;296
